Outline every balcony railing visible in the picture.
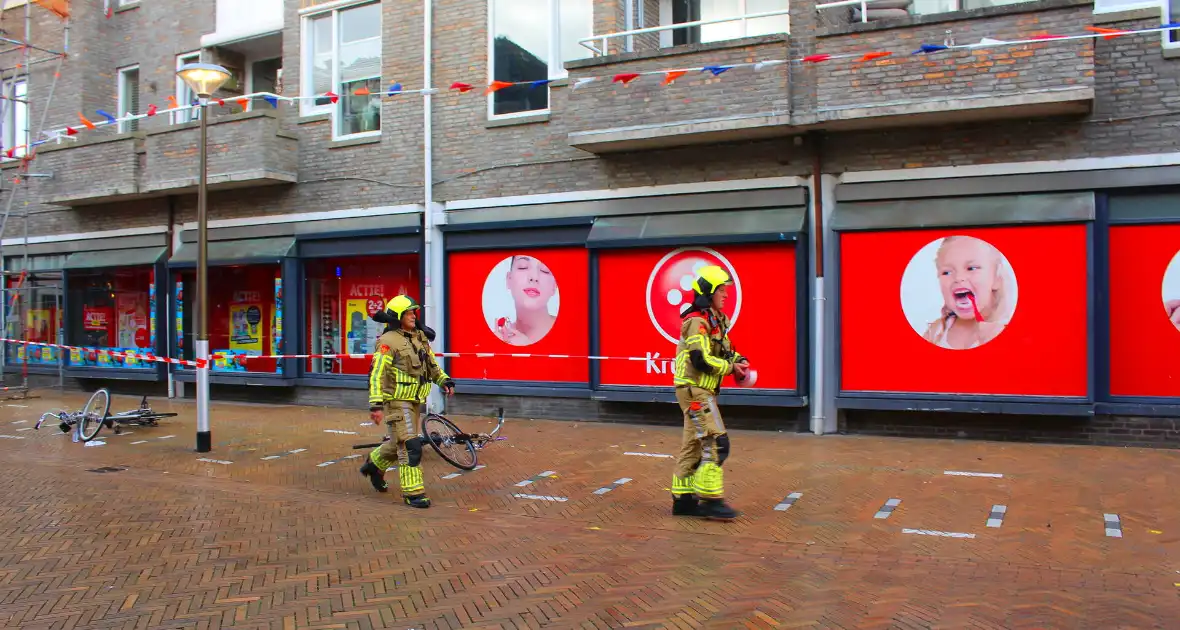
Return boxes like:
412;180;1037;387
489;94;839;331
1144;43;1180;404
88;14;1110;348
578;8;792;56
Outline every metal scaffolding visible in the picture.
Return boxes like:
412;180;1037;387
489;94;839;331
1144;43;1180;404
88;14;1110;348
0;0;70;399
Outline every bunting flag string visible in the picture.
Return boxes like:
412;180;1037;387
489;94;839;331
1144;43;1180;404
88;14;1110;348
20;22;1180;152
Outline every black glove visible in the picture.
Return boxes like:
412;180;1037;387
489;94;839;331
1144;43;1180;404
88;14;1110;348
441;378;455;390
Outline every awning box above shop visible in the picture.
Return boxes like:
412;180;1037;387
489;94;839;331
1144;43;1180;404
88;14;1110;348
586;207;805;249
62;246;166;270
169;237;295;267
175;211;422;259
831;192;1095;231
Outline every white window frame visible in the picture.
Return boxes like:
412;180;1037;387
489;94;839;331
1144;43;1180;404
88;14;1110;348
486;0;593;121
299;1;382;141
1;77;28;162
658;0;789;47
117;64;140;134
174;52;201;125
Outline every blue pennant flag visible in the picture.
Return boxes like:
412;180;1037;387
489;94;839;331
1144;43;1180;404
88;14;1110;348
95;109;117;124
387;82;403;96
1163;22;1180;28
529;79;554;89
263;95;278;108
912;44;949;54
701;65;731;76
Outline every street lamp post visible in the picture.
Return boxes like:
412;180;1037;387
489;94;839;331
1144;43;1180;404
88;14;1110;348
177;62;231;453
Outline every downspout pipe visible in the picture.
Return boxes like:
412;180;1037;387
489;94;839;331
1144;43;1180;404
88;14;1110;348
810;132;827;436
422;0;444;412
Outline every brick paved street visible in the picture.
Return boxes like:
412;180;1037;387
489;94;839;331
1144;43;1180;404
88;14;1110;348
1;391;1179;629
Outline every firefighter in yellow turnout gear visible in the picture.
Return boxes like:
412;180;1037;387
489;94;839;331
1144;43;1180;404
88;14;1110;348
670;265;750;520
359;295;455;508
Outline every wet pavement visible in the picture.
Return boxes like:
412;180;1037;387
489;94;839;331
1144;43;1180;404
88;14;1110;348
1;390;1179;629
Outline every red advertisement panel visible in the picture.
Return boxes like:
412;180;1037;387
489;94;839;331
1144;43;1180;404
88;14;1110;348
597;244;797;390
447;247;589;382
1109;224;1180;397
840;225;1088;396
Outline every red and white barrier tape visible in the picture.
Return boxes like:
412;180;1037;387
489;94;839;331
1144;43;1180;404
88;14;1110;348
0;338;675;367
0;338;206;368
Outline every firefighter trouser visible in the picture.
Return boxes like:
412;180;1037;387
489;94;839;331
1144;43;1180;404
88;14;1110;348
369;400;426;497
671;385;729;499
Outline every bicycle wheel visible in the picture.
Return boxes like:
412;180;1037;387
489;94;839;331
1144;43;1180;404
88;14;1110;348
78;389;111;442
421;413;478;471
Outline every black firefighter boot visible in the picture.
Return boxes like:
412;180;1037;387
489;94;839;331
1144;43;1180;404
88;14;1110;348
672;494;700;516
359;460;388;493
699;498;740;520
404;494;432;509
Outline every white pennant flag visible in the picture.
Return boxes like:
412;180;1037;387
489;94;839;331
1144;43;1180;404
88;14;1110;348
573;78;596;89
972;37;1008;47
754;60;787;71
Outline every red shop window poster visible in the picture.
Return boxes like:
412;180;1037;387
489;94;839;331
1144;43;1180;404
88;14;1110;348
840;225;1088;397
596;244;797;391
1109;224;1180;397
447;248;589;382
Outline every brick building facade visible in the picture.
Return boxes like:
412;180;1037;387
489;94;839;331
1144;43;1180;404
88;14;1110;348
2;0;1180;447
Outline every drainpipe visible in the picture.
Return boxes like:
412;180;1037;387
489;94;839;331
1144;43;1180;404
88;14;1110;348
625;0;635;52
423;0;445;413
810;133;826;435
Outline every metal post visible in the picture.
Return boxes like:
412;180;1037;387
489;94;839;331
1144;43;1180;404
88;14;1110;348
195;99;211;452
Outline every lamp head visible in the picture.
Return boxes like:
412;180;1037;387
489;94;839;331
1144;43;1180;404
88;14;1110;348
176;62;231;98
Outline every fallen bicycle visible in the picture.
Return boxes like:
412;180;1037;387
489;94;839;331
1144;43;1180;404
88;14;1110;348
35;388;178;442
353;406;506;470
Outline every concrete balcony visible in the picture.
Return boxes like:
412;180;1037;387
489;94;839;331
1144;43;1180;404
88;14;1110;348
141;111;298;195
32;135;142;206
805;1;1095;131
564;35;793;153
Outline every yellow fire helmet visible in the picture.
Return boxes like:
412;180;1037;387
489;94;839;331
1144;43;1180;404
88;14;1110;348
385;294;420;320
693;265;732;296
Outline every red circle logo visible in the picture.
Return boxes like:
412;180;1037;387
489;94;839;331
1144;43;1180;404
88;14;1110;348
365;298;385;316
134;328;149;348
645;247;742;345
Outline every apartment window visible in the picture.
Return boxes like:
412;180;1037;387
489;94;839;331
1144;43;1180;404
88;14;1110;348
664;0;789;46
1;78;27;161
488;0;593;118
301;1;382;138
117;65;140;133
174;52;201;124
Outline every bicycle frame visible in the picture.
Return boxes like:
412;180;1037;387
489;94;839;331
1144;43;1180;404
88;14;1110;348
352;407;505;450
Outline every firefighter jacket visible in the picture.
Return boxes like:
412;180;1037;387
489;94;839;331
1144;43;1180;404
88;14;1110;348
368;328;449;407
673;308;743;392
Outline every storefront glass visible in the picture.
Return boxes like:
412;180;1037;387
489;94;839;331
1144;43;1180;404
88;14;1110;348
66;267;155;369
304;254;419;375
175;265;283;373
4;255;64;367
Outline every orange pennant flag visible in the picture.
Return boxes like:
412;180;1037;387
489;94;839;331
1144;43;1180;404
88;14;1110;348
484;80;514;95
353;86;371;96
662;70;687;85
859;51;892;62
1085;25;1130;39
166;95;178;108
78;113;96;130
236;97;249;110
32;0;69;19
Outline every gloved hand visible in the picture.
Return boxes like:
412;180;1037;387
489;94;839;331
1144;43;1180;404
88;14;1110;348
441;378;456;396
369;407;384;425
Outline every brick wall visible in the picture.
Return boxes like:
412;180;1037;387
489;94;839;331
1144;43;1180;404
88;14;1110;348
141;111;297;192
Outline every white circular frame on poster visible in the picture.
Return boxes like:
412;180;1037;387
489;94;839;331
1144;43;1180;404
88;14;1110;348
1161;250;1180;331
899;235;1019;350
481;254;561;347
645;247;743;346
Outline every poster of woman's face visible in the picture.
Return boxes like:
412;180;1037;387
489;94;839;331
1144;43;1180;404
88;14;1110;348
900;235;1019;350
481;254;560;347
1161;249;1180;331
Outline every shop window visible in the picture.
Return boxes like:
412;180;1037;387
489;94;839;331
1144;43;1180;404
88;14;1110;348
4;256;64;367
66;268;155;369
304;254;419;376
175;265;283;373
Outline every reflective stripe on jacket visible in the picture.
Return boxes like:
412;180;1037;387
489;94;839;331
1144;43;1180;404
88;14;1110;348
368;328;450;406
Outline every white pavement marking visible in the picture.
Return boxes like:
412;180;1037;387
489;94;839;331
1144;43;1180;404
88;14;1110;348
874;498;901;519
623;452;674;459
323;429;358;435
84;440;106;447
288;448;307;454
987;505;1007;528
316;454;363;467
944;471;1004;478
1105;513;1123;538
592;478;633;495
261;456;281;461
0;434;26;439
442;465;486;480
130;440;148;445
15;427;32;432
513;493;568;502
197;458;233;465
5;404;28;408
515;471;557;487
774;492;804;512
158;435;175;440
11;420;27;424
902;529;976;539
